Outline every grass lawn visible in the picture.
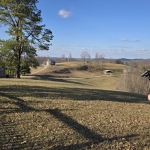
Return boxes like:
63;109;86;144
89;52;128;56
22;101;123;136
0;64;150;149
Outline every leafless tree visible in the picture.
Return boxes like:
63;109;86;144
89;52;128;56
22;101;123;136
95;52;100;69
99;54;105;70
81;51;89;64
61;54;65;62
68;52;72;62
94;53;105;70
87;53;91;63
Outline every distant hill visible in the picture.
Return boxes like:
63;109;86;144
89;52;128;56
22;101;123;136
36;56;145;64
119;58;143;62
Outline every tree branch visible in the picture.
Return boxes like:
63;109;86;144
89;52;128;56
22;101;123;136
6;7;16;27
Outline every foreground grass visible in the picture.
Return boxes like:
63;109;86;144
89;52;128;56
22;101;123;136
0;78;150;150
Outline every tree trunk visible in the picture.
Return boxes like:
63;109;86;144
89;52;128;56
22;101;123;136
15;48;21;78
15;63;20;78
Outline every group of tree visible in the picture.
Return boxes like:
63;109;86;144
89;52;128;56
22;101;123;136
115;59;124;64
61;52;72;62
0;0;53;78
94;53;105;70
80;51;91;64
80;51;105;70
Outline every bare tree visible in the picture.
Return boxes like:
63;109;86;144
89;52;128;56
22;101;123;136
94;53;105;70
68;52;72;62
109;57;113;63
81;51;91;64
95;52;99;69
87;53;91;63
81;51;87;64
99;54;105;70
61;54;65;62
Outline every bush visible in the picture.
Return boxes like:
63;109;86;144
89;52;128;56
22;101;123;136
20;63;31;75
115;59;124;64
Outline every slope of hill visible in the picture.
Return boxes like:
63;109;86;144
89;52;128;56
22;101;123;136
0;62;149;149
0;76;149;149
28;61;126;90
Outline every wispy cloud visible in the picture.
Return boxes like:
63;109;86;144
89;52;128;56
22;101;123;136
121;39;128;42
116;49;124;53
109;46;132;48
139;48;146;51
58;45;69;47
138;49;150;54
121;39;139;42
81;48;87;50
107;49;125;53
58;9;72;18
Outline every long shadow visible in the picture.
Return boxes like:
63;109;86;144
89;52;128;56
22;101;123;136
25;74;86;85
47;108;139;150
47;109;103;143
0;92;35;113
0;85;149;104
46;77;86;85
0;92;143;150
53;134;139;150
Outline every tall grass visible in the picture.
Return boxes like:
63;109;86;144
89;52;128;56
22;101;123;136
116;69;149;95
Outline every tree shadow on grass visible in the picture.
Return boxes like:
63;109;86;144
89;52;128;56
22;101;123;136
53;134;139;150
0;85;149;104
0;87;148;149
0;91;140;150
47;108;103;143
49;108;139;150
24;74;86;85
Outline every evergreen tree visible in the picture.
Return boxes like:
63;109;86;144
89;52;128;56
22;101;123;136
0;40;5;68
0;38;39;76
0;0;53;78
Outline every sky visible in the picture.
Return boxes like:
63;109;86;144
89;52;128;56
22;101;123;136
0;0;150;59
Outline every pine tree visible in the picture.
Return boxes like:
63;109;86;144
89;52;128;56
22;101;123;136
0;0;53;78
0;38;39;76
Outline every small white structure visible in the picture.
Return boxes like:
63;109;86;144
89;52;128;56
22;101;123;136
46;59;50;66
103;70;113;75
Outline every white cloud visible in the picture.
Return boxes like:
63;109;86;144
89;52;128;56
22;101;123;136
130;39;139;42
121;39;139;42
109;49;125;53
109;46;132;48
138;49;150;54
121;39;129;42
116;49;124;53
81;48;87;50
139;48;146;51
58;9;72;18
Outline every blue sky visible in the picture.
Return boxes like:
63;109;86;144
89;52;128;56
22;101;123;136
0;0;150;59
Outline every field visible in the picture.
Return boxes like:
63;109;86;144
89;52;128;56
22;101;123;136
0;62;150;150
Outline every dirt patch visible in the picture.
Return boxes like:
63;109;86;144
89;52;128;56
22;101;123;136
77;65;89;71
52;68;71;74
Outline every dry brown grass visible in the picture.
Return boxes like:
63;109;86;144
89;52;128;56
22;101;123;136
0;62;150;150
28;61;125;79
103;63;126;70
30;66;45;73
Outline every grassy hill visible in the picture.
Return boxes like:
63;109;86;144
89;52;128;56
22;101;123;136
0;62;150;149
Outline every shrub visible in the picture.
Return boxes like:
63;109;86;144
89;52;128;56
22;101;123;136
116;69;149;95
115;59;124;64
